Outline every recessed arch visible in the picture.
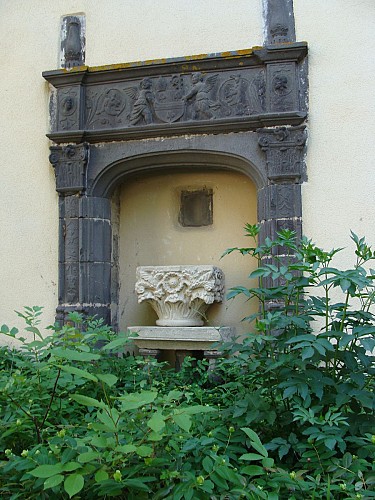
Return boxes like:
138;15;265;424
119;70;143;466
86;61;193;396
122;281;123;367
90;149;266;199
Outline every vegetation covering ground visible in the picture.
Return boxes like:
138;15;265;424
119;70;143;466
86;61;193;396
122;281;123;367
0;227;374;498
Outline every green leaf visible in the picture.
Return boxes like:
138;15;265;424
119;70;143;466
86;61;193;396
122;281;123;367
118;390;157;410
173;413;192;432
178;405;216;415
96;373;118;387
44;474;64;490
202;456;214;473
166;390;184;402
64;473;84;498
241;427;262;443
324;438;336;450
62;462;81;472
122;479;151;492
77;451;100;463
249;268;268;278
262;457;275;467
71;394;107;409
148;431;163;441
115;444;137;454
239;453;265;461
211;471;229;490
101;335;129;350
51;347;100;362
90;435;108;448
241;465;265;476
148;412;165;433
216;465;241;484
136;445;153;457
97;410;117;431
30;464;64;478
95;469;109;482
301;346;314;360
58;365;98;382
241;428;268;457
342;453;353;469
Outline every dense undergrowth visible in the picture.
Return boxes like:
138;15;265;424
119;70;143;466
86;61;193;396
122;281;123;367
0;227;374;499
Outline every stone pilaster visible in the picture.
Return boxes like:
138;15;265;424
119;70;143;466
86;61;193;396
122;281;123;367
50;144;112;325
257;125;306;289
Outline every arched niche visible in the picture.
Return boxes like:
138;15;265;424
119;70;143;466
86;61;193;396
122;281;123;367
46;44;307;327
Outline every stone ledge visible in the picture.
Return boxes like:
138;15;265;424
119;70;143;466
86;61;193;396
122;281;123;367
128;326;235;351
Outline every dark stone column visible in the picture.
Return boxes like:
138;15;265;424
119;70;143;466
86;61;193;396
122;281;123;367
263;0;296;45
79;197;112;323
50;143;112;325
257;126;306;289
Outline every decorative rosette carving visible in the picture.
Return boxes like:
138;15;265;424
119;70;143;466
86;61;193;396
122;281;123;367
135;265;225;326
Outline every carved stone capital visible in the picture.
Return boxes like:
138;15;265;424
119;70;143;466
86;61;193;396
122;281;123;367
49;143;89;194
135;265;225;326
257;126;307;182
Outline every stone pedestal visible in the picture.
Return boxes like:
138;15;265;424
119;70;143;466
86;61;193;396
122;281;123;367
128;326;235;371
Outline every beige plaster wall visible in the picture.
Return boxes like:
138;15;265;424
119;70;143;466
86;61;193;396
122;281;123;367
0;0;374;337
294;0;375;265
118;171;258;335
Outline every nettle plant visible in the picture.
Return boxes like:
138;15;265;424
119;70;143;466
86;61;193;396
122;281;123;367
0;226;374;499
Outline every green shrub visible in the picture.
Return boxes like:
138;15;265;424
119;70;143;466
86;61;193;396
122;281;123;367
0;227;374;499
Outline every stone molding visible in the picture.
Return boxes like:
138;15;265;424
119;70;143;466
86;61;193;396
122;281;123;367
135;265;225;326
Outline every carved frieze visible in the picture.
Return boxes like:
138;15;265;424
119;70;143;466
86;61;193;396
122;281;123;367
83;70;269;130
135;265;225;327
49;143;89;194
257;126;307;182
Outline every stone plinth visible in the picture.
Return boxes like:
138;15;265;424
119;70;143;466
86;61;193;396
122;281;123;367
128;326;235;351
135;265;225;326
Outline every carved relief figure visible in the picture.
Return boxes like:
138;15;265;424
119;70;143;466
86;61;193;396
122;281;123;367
126;78;154;126
271;66;295;112
250;71;266;112
183;72;219;120
59;89;78;130
219;75;248;116
86;88;126;127
97;89;126;121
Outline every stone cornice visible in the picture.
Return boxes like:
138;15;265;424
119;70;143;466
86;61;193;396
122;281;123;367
43;43;307;86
